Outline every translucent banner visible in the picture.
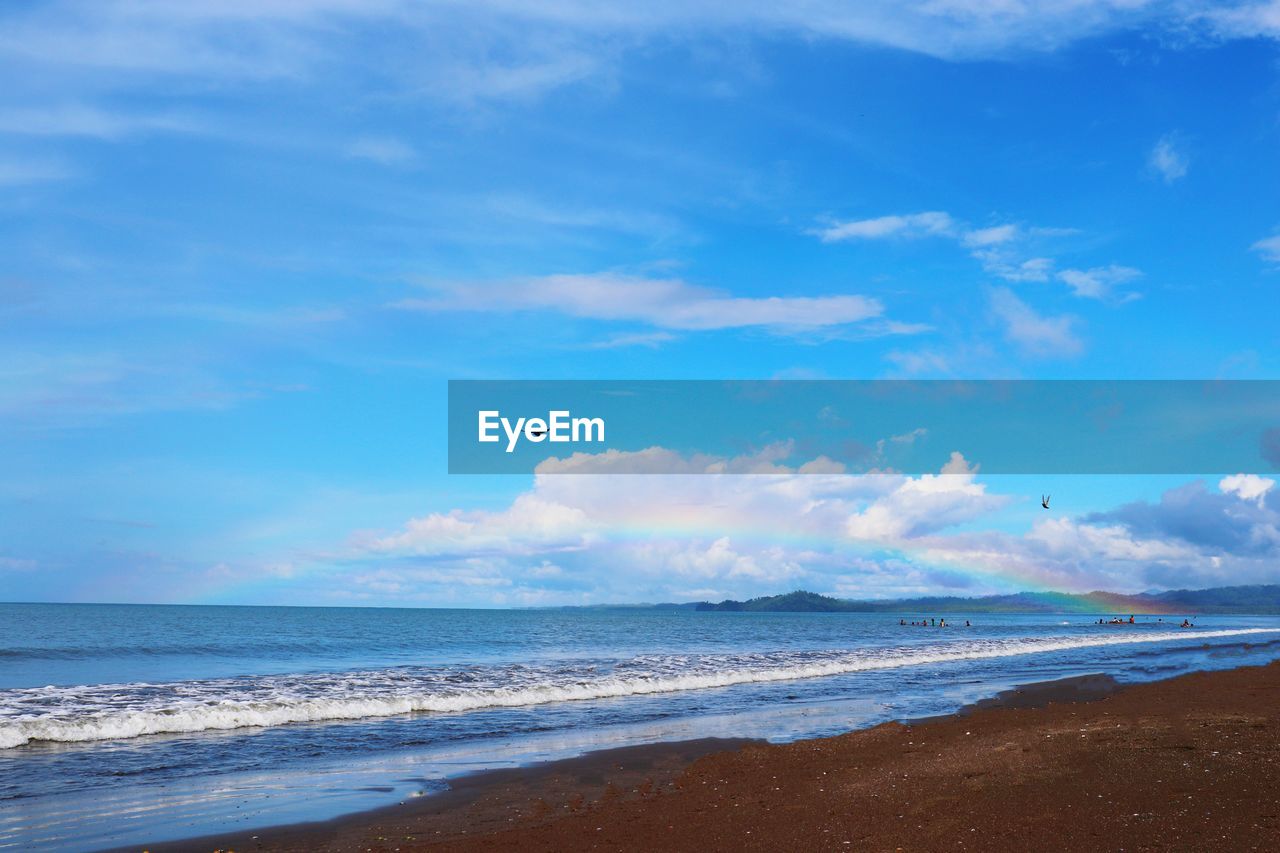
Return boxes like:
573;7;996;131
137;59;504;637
448;380;1280;474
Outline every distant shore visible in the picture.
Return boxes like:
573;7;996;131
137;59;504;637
141;660;1280;852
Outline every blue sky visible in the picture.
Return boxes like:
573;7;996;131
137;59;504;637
2;1;1280;605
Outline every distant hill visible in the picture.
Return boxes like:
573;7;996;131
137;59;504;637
691;585;1280;615
696;590;858;612
545;602;702;611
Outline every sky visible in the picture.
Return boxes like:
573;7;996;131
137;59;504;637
2;0;1280;606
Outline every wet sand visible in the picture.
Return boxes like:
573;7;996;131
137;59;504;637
143;662;1280;852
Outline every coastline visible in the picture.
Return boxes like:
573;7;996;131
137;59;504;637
125;738;758;853
127;661;1280;851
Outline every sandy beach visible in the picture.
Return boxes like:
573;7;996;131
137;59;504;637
142;660;1280;852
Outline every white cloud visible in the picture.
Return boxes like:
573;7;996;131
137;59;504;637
973;252;1055;282
882;339;1002;378
436;51;604;103
1025;517;1196;564
350;446;1002;600
846;452;1007;540
581;331;677;349
361;492;591;556
815;211;955;242
1056;265;1142;300
338;443;1280;603
816;211;1140;300
1198;1;1280;39
962;224;1019;247
1148;135;1188;183
662;536;770;580
534;442;826;475
0;104;200;138
396;272;886;332
884;348;952;376
346;135;416;166
989;287;1083;357
0;1;1277;118
875;426;928;454
0;155;71;186
1251;233;1280;264
0;2;1207;98
1220;473;1275;504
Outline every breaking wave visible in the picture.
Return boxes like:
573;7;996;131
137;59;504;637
3;628;1275;749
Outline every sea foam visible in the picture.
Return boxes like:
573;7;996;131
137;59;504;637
2;628;1274;749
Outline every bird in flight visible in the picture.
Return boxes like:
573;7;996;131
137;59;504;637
1041;494;1051;510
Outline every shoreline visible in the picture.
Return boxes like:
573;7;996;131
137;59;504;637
125;737;759;853
123;663;1280;852
121;673;1116;853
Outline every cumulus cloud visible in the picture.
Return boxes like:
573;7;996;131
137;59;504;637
659;536;772;580
846;452;1007;540
360;492;591;556
1148;135;1188;183
534;442;818;475
988;287;1083;357
337;436;1280;603
910;477;1280;593
1084;480;1279;557
347;445;1004;599
396;272;888;332
1220;473;1275;505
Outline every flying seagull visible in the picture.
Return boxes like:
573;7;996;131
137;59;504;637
1041;494;1051;510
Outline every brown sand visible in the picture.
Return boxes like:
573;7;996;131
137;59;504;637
148;662;1280;852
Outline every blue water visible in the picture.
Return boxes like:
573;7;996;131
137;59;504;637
3;604;1279;851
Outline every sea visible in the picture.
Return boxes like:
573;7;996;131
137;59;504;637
3;603;1279;851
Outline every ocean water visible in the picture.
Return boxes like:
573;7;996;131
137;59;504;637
2;604;1279;851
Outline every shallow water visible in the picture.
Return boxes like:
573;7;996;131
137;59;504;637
3;603;1278;851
